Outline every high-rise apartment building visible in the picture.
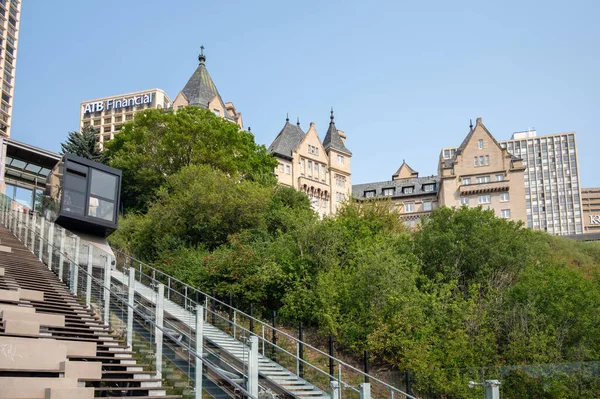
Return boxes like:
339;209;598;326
0;0;21;138
268;111;351;217
442;128;583;235
80;89;172;148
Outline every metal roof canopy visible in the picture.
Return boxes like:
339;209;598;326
3;138;61;187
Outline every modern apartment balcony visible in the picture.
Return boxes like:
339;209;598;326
460;180;510;194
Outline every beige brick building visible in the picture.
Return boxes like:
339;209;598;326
353;161;439;228
438;117;527;223
268;111;351;217
582;188;600;234
80;89;172;148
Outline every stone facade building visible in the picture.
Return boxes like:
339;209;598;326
438;117;527;223
268;111;351;217
353;161;439;227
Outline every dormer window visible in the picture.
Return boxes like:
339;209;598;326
403;186;414;194
423;184;434;192
365;190;375;198
383;188;395;196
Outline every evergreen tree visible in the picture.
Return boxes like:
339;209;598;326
60;126;106;163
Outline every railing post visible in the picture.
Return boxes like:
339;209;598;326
359;382;371;399
261;325;265;355
228;292;233;333
485;380;501;399
24;213;30;251
17;210;23;242
58;229;65;281
167;277;171;300
86;245;93;308
299;322;304;378
233;311;237;339
155;283;165;379
37;216;45;261
211;292;216;325
329;335;335;379
272;310;277;360
364;351;370;382
249;304;254;333
248;335;259;399
103;256;111;324
195;305;204;399
72;237;80;295
127;267;135;349
47;222;54;271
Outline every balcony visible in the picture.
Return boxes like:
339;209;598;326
460;180;510;195
298;176;330;197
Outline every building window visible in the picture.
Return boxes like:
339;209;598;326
93;119;101;126
463;178;471;185
365;190;375;198
103;135;111;142
115;116;122;122
500;193;509;202
423;184;434;192
496;174;505;181
213;109;220;116
403;186;414;194
479;155;485;166
478;195;491;204
286;165;291;175
1;92;9;103
308;145;319;155
423;201;432;211
478;139;483;149
125;114;133;121
405;203;414;212
278;163;284;172
114;125;122;131
83;121;90;128
335;175;346;188
501;209;511;219
337;155;344;164
474;157;478;166
485;155;490;165
104;117;111;124
476;176;490;184
336;192;345;202
443;149;450;159
461;197;469;206
103;126;111;133
308;161;312;173
383;188;394;196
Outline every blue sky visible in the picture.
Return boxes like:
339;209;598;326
12;0;600;187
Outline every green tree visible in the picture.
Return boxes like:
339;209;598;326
104;106;278;213
60;126;106;163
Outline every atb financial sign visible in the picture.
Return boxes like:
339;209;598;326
83;93;154;114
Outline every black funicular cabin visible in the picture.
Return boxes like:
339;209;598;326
45;153;121;237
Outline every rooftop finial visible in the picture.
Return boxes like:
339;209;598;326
286;113;289;122
248;126;251;132
469;119;473;130
198;45;206;64
330;107;334;123
297;117;300;127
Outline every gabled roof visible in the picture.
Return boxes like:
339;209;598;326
442;117;521;169
268;119;305;160
180;51;233;120
392;160;418;179
323;111;352;156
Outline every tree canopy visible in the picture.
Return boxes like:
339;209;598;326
60;126;106;163
104;107;277;213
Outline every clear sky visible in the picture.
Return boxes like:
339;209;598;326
12;0;600;187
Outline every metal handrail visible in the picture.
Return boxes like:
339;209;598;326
112;244;416;397
0;203;259;399
1;196;417;399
